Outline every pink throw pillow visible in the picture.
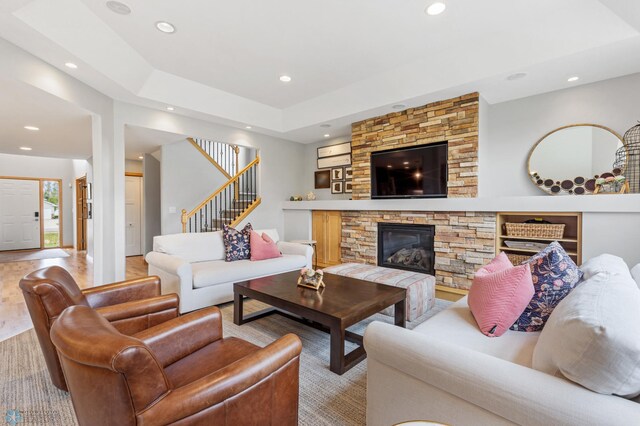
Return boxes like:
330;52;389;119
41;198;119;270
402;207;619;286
250;231;282;261
468;252;534;337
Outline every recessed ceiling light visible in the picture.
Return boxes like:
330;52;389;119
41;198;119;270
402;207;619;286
567;76;579;82
24;126;39;131
404;166;409;169
324;134;330;138
166;106;174;111
20;147;32;151
65;62;78;69
387;165;393;168
279;75;292;83
106;1;131;15
403;161;409;165
506;72;527;81
245;126;252;129
392;104;406;110
156;21;176;34
320;124;331;128
138;155;144;160
426;2;446;16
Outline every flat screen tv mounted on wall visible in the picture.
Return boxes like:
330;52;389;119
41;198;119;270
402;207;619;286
370;142;448;199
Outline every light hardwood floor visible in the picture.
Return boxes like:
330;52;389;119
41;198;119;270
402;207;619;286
0;249;148;342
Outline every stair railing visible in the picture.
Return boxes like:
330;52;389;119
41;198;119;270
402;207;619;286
188;138;240;178
181;156;260;233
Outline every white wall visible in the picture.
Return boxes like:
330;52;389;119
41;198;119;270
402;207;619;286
161;140;228;234
143;154;161;255
125;159;143;174
304;138;352;200
481;72;640;197
0;153;87;247
583;212;640;267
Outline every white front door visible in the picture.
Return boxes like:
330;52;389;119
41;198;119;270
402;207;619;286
125;176;142;256
0;179;40;251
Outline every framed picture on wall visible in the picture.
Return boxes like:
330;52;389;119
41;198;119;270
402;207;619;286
317;154;351;169
331;181;344;194
314;170;331;189
317;142;351;159
344;167;353;179
331;167;344;181
344;181;353;193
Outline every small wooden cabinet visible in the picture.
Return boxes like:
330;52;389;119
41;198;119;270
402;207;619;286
312;210;342;268
496;212;582;265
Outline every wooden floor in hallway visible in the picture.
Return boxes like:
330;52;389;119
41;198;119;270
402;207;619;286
0;249;148;342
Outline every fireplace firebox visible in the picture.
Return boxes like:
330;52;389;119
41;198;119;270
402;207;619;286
377;223;435;275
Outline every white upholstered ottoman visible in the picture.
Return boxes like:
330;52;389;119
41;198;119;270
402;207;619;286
322;263;436;321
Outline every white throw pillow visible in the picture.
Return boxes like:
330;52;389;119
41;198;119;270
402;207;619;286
532;254;640;398
631;264;640;289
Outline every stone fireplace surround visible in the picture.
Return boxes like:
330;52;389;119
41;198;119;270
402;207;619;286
342;211;496;290
341;92;489;290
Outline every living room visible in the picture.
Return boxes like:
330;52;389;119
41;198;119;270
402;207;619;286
2;1;640;425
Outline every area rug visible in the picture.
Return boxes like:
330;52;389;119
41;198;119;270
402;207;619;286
0;299;451;425
0;249;69;264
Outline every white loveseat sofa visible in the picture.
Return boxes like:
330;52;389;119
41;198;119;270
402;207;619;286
364;295;640;425
146;229;312;313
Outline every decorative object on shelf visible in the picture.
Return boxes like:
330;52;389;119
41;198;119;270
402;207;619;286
505;221;565;239
496;212;582;266
331;181;344;194
527;124;626;195
297;267;325;290
306;191;316;201
616;122;639;193
345;167;353;179
506;253;530;265
289;195;303;201
594;175;629;194
317;141;351;159
314;170;330;189
331;167;344;181
318;154;351;169
344;181;353;193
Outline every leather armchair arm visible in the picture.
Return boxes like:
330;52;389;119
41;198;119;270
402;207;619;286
135;307;222;367
94;294;179;335
138;333;302;425
83;276;161;308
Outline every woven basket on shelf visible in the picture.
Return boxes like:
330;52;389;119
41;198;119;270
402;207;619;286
505;222;565;239
506;253;530;265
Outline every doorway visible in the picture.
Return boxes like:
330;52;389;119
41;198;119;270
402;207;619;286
0;179;40;251
125;174;143;256
75;176;88;251
0;177;63;251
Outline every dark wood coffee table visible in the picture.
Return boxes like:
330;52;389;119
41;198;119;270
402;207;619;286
234;271;406;375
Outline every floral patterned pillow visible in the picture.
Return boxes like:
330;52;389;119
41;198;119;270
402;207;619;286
510;242;583;332
223;223;253;262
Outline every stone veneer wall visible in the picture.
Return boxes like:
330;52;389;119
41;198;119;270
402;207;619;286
341;211;496;289
350;92;479;199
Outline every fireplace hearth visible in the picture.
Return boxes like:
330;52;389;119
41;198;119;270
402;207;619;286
378;223;435;275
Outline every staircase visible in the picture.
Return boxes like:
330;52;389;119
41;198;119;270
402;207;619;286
181;138;260;233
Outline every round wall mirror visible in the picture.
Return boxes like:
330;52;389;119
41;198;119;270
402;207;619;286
528;124;625;195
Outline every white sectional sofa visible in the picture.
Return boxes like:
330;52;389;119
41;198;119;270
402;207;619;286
146;229;312;313
364;295;640;426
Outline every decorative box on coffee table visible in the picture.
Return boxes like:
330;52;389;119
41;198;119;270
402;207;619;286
322;263;436;322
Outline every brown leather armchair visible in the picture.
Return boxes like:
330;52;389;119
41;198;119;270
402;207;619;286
50;305;302;426
19;266;179;391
